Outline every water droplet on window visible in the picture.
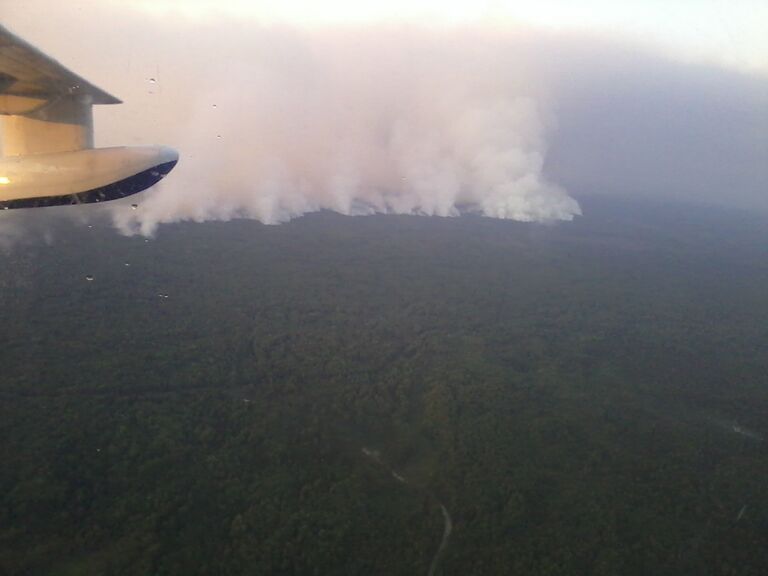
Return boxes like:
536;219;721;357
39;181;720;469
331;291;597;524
212;103;217;108
149;78;156;84
216;134;221;139
131;203;138;210
124;262;130;267
85;275;94;281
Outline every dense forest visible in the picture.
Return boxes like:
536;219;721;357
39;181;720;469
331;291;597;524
1;196;767;575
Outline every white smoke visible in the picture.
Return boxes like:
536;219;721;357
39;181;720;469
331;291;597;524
3;2;767;243
104;26;580;235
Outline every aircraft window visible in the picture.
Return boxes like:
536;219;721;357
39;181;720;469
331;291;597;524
2;2;767;574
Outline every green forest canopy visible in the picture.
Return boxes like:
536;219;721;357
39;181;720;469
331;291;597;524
1;196;767;575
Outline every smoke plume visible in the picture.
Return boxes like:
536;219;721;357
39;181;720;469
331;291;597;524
3;2;766;239
101;26;580;235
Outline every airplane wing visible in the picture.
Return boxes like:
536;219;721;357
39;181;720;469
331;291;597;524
0;24;118;155
0;25;177;209
0;24;121;108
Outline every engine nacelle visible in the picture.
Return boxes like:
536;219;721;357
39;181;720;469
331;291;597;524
0;146;178;209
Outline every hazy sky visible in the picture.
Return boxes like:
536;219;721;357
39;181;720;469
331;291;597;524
2;0;767;234
120;0;768;72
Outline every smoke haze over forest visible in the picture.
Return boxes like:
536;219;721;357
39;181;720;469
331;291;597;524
1;0;766;235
